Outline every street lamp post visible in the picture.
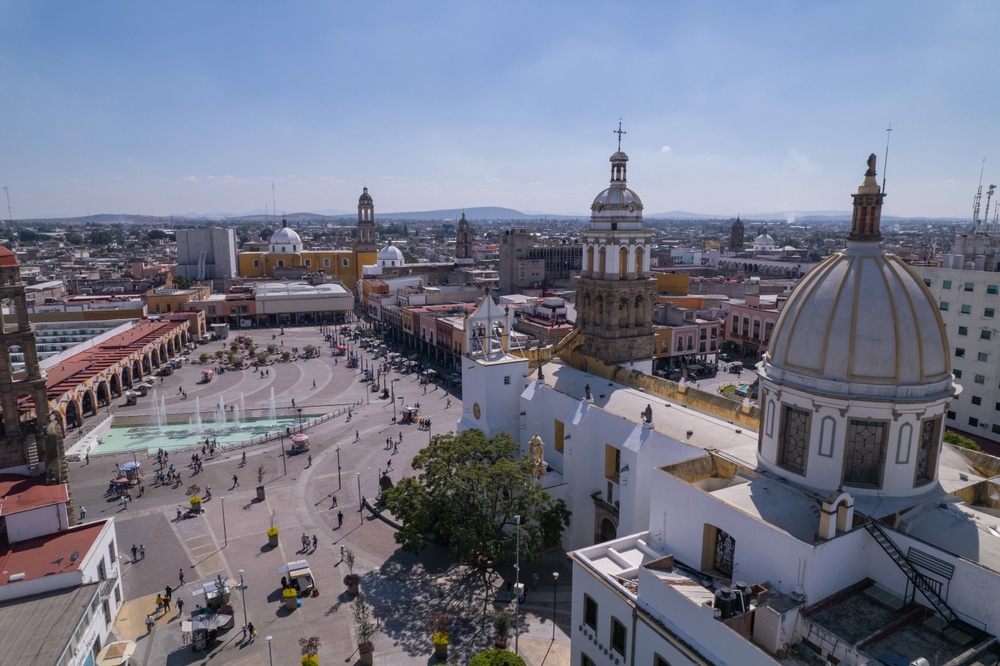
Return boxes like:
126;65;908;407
552;571;559;640
265;635;273;666
280;433;287;476
296;407;303;432
237;569;248;628
357;472;362;516
514;514;521;656
221;497;227;547
336;445;342;490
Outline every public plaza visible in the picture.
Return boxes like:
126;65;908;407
69;325;571;665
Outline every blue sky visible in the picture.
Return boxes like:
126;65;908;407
1;1;998;219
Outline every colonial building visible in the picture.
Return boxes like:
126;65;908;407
237;188;379;292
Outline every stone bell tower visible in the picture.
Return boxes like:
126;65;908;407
355;187;378;253
575;126;657;372
0;247;72;503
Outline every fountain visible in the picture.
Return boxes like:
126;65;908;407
150;390;169;430
193;397;203;430
159;394;167;429
232;405;242;427
214;396;227;425
267;388;276;421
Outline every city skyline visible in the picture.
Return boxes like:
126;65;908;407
1;1;998;220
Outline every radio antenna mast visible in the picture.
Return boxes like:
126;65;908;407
2;185;11;226
881;123;892;195
972;158;986;234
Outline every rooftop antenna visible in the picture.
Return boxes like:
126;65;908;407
881;122;892;195
272;181;277;222
972;158;986;234
2;185;11;226
614;118;626;151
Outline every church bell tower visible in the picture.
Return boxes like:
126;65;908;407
575;125;656;372
355;187;378;253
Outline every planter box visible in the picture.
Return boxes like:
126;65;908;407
359;652;373;666
257;486;266;501
347;582;359;597
434;643;448;660
285;595;298;610
268;533;279;547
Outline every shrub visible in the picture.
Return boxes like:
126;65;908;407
266;527;279;537
432;631;449;646
283;588;298;598
199;353;210;363
358;640;374;655
343;573;360;587
257;465;267;485
282;351;292;361
944;430;982;452
469;649;527;666
427;611;453;636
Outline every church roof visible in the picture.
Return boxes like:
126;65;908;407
0;246;18;267
269;221;301;246
377;245;404;262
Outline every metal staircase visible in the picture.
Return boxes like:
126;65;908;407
865;521;958;625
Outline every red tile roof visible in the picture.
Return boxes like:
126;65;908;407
45;319;188;402
0;521;106;586
0;475;69;515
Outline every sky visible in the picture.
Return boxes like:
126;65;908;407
1;1;999;220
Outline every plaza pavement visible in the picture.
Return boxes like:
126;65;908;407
69;324;571;666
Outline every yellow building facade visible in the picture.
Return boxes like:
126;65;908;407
237;188;380;294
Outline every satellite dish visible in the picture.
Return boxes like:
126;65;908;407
52;556;64;568
69;551;79;563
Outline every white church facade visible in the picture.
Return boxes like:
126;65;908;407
460;149;1000;665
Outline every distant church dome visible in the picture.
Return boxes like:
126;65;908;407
752;233;776;250
377;244;404;268
359;187;373;205
269;220;302;249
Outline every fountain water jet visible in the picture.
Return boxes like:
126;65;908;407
193;397;203;430
215;396;227;425
267;388;276;422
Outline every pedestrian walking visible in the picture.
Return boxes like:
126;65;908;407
247;622;256;639
307;454;312;468
337;511;344;528
393;441;398;454
85;453;90;465
232;474;239;488
145;614;155;634
178;568;185;585
156;594;163;611
312;534;318;550
531;572;539;591
355;430;360;442
399;431;403;443
446;398;451;408
163;595;171;611
79;505;86;520
131;544;138;562
139;544;146;560
176;598;184;616
331;494;338;508
301;533;309;550
312;380;317;389
176;506;182;521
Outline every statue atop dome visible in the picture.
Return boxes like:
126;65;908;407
866;153;877;177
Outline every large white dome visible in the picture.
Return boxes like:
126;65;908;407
269;226;301;247
763;243;952;401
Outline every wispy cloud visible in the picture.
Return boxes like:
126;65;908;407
660;145;672;154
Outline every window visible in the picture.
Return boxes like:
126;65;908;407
923;278;932;287
958;326;968;336
610;617;627;656
97;558;107;582
954;369;963;379
943;280;952;289
114;584;121;605
956;348;965;358
108;541;116;563
503;376;511;385
844;419;887;488
554;420;565;454
342;258;350;267
102;599;111;625
940;302;949;311
972;396;982;406
583;594;598;630
961;304;972;314
979;352;989;362
975;374;985;384
965;282;975;292
253;259;260;268
987;308;996;318
778;406;810;474
304;259;311;268
993;424;1000;435
581;655;596;666
604;444;621;483
969;417;979;427
989;284;999;295
916;419;940;485
713;527;735;576
982;330;992;340
947;410;956;420
323;258;331;268
276;260;285;268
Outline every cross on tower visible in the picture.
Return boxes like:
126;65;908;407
614;119;626;151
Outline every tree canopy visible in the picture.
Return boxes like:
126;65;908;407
381;429;569;565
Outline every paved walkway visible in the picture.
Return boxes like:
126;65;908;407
69;323;571;665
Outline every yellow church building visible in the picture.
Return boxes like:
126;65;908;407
237;187;379;292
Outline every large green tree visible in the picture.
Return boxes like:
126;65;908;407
382;429;569;565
